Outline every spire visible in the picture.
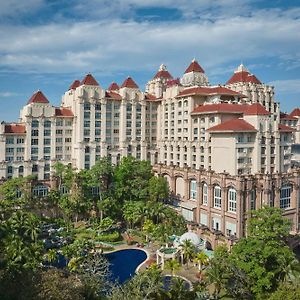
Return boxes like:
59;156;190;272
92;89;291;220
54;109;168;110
184;59;205;74
153;64;173;79
226;64;262;85
27;90;49;104
80;73;99;86
68;79;80;90
235;63;249;73
108;82;119;91
121;77;139;89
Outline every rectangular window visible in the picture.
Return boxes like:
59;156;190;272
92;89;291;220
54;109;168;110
202;183;208;205
17;138;24;144
56;119;63;126
44;138;51;145
31;147;38;154
228;188;237;212
280;185;291;209
31;139;38;145
44;147;51;154
44;129;51;136
214;186;222;209
190;180;197;200
5;137;14;145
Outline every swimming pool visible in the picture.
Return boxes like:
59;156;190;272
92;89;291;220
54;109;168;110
105;249;147;284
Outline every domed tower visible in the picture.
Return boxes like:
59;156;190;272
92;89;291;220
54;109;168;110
146;64;173;98
226;64;277;115
180;58;209;87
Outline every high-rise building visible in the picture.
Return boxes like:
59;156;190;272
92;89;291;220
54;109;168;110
0;59;299;246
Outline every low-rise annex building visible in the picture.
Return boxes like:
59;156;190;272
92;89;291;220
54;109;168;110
0;59;299;242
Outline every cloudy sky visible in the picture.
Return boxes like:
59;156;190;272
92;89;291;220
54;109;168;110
0;0;299;121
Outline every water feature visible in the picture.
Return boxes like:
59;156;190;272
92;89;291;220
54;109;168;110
105;249;147;284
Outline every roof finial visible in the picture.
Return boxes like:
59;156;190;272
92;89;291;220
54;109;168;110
159;64;166;71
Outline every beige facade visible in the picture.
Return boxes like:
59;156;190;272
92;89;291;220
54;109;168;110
0;59;299;239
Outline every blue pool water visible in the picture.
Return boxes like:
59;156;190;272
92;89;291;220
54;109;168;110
105;249;147;284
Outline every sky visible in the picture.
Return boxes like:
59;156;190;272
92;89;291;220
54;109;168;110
0;0;300;121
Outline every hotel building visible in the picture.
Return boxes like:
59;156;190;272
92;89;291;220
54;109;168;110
0;59;300;245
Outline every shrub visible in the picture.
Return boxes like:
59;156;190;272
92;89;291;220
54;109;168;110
96;231;120;242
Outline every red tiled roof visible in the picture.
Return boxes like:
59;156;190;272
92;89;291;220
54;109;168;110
184;59;205;74
80;74;99;86
105;91;122;100
208;118;257;133
145;93;158;101
4;124;26;134
154;70;172;79
27;90;49;104
177;86;245;98
244;102;271;115
121;77;139;89
227;71;261;85
290;108;300;117
69;80;80;90
55;108;74;117
166;78;180;87
108;82;119;91
281;114;298;121
192;103;247;114
278;124;295;132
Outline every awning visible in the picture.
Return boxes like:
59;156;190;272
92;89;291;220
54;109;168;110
181;201;197;210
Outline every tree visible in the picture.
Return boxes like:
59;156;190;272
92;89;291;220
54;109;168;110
122;201;143;229
269;282;300;300
148;176;169;202
230;207;299;298
36;269;85;300
181;239;196;269
1;211;42;273
205;245;232;298
165;259;180;276
193;251;209;274
114;157;152;202
110;267;163;300
248;206;291;242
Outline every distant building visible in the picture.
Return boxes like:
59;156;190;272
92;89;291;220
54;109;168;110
0;59;299;244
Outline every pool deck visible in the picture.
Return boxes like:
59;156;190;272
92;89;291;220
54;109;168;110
108;242;201;285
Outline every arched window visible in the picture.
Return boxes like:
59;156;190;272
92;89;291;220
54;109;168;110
228;188;237;212
7;166;13;174
19;166;24;173
280;184;292;209
214;185;221;209
44;120;51;128
190;180;197;200
178;101;182;108
202;183;208;205
32;120;39;128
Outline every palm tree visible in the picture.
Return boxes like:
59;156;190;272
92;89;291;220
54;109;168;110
165;259;180;276
205;261;224;297
281;257;300;283
194;251;209;275
181;239;196;269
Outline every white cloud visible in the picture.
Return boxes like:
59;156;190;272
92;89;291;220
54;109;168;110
268;79;300;93
0;5;299;83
